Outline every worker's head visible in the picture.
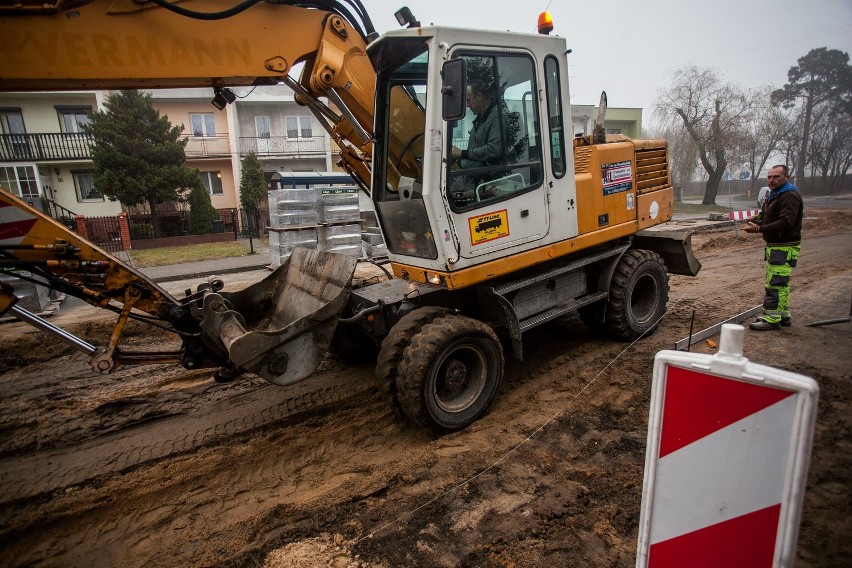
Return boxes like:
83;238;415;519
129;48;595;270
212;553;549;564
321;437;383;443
766;165;790;190
466;79;492;117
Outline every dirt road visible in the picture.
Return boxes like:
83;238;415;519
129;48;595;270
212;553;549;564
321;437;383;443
1;210;849;567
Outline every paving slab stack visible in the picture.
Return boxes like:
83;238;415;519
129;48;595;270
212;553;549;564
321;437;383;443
268;186;365;267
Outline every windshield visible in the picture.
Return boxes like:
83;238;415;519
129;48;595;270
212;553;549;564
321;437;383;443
373;40;437;259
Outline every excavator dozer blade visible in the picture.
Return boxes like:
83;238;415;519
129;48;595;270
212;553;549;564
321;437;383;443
195;247;358;385
632;230;702;276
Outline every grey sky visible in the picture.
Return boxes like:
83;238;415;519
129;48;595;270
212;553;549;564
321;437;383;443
361;0;852;129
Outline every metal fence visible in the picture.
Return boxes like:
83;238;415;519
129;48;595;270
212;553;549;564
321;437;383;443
126;208;245;240
86;215;123;253
238;136;326;157
0;133;92;161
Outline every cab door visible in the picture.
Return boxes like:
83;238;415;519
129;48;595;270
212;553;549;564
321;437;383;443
445;51;548;260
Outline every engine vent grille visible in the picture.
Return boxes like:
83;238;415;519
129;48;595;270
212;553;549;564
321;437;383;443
635;146;670;193
574;147;592;175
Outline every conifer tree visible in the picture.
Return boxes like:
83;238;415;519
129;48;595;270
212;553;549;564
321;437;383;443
239;151;267;236
83;90;196;237
188;175;219;235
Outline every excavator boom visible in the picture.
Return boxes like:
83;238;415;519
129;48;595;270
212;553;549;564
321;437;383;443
0;0;378;186
0;0;381;378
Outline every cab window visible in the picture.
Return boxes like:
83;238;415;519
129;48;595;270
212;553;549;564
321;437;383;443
446;53;542;211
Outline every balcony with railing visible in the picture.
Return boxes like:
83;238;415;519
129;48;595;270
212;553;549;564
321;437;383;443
0;133;92;162
239;136;327;157
180;134;232;158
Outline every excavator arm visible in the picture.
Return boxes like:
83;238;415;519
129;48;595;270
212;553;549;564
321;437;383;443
0;0;384;380
0;0;377;185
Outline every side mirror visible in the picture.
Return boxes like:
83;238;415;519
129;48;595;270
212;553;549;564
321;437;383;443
441;58;466;121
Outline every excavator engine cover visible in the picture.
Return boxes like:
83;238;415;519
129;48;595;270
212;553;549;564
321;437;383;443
194;247;358;385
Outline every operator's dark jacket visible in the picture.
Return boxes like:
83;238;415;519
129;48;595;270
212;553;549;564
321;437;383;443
459;103;502;169
758;182;803;245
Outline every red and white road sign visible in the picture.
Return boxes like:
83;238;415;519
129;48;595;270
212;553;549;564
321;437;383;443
730;209;760;221
0;199;37;247
636;324;818;568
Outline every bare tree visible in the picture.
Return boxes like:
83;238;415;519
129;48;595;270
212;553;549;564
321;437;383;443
808;104;852;193
735;87;794;196
655;65;751;205
772;48;852;191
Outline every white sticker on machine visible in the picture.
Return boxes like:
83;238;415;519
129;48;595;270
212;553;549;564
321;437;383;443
649;200;659;219
627;193;635;211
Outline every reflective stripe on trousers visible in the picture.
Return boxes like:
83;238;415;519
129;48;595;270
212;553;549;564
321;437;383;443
761;244;800;323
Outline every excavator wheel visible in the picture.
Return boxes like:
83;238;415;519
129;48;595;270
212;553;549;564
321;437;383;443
606;249;669;341
375;307;453;421
396;314;504;433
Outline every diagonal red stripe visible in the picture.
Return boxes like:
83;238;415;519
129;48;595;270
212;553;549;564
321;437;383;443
649;503;781;568
0;218;38;241
660;366;793;457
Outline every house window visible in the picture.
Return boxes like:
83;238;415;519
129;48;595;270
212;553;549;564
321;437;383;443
200;171;223;195
0;165;39;199
285;116;312;138
190;113;216;137
606;128;622;134
57;106;92;134
255;116;270;138
0;109;25;135
1;109;30;159
73;171;103;201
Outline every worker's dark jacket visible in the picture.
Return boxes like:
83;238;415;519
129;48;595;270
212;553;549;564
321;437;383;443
460;103;502;169
758;182;803;245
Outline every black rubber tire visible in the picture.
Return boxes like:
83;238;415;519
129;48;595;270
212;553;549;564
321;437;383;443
606;249;669;341
375;307;453;420
396;315;504;433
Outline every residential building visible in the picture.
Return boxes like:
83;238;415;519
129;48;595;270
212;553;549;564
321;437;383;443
571;105;642;139
0;90;115;218
1;84;336;221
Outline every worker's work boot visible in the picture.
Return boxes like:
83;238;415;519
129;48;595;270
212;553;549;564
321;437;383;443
780;316;792;327
750;319;781;331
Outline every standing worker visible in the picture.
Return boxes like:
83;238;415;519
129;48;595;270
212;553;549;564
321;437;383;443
744;165;804;331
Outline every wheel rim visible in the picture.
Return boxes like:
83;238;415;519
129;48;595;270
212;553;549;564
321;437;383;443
430;342;488;413
630;272;660;324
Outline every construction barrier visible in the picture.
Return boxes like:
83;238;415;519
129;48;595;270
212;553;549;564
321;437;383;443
636;324;818;568
730;209;760;221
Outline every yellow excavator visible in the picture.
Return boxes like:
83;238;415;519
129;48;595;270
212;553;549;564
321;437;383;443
0;0;700;432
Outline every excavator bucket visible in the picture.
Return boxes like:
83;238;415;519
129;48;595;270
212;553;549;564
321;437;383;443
194;247;358;385
632;230;702;276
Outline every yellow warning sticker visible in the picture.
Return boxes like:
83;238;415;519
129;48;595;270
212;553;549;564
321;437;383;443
469;209;509;245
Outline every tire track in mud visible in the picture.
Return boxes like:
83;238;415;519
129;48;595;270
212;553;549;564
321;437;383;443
0;364;376;506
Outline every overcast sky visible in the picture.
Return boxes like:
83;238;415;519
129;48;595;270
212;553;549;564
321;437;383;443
360;0;852;129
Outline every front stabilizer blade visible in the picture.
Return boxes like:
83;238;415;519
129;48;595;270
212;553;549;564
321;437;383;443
196;247;358;385
632;230;702;276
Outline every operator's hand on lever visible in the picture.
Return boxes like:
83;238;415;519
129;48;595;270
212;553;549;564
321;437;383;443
451;146;462;169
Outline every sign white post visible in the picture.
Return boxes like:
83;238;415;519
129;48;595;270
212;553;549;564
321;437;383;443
636;324;818;568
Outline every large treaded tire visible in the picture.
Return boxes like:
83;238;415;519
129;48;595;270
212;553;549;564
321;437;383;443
606;249;669;341
396;315;504;433
375;307;452;420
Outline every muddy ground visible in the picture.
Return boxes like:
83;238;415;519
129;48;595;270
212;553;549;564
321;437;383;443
0;210;849;567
